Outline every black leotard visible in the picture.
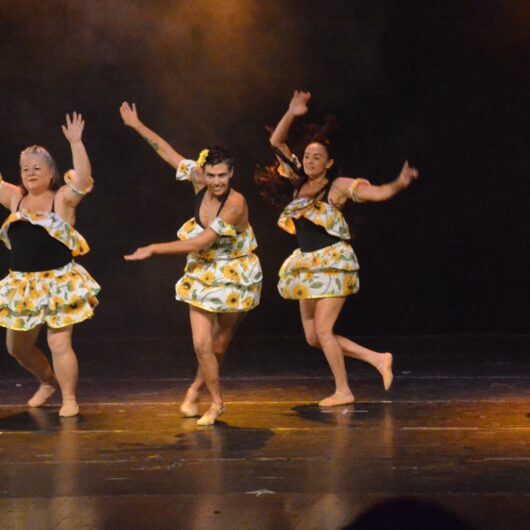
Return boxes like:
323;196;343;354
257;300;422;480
8;197;72;272
194;186;231;229
292;183;342;252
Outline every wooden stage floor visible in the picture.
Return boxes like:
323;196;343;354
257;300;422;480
0;336;528;529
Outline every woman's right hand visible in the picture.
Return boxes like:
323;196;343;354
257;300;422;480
124;244;155;261
120;101;141;128
288;90;311;117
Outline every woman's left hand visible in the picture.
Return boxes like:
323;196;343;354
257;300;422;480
124;245;155;261
397;160;419;189
62;112;85;143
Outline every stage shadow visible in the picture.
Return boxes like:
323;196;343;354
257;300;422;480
0;408;83;432
115;422;275;460
291;402;391;425
342;497;477;530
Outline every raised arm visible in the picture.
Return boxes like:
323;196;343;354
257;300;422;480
336;161;419;204
269;90;311;158
61;112;93;207
120;101;185;169
0;173;22;211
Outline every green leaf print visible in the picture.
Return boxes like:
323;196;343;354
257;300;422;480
209;298;223;304
310;282;323;289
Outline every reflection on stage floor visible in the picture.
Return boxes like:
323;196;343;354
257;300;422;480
0;336;528;529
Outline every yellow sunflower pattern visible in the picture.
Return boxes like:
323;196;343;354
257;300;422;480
277;194;361;300
0;211;100;330
0;261;100;330
176;159;197;182
175;216;262;313
278;193;352;240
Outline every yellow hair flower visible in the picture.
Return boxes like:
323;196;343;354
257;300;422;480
197;148;209;167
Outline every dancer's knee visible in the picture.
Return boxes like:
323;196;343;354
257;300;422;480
193;338;213;358
314;325;334;346
6;340;23;359
6;336;31;360
304;331;320;348
212;335;230;358
47;333;72;357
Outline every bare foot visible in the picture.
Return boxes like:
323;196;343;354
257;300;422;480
197;403;225;426
377;352;394;391
180;389;200;417
27;383;57;408
318;391;355;407
59;399;79;417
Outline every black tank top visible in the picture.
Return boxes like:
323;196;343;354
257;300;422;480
292;183;342;252
8;196;72;272
194;186;231;228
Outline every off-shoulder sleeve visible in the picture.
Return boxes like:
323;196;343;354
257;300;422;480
277;153;302;182
350;178;371;203
176;159;198;182
209;217;237;237
64;170;94;196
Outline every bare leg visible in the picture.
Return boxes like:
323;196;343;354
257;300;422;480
337;336;393;390
181;311;244;417
188;306;225;425
6;327;57;406
300;298;354;405
47;326;79;417
312;297;355;405
300;300;393;391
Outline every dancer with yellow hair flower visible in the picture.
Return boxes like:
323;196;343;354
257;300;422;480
120;103;262;425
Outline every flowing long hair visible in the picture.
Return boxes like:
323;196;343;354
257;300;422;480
255;116;340;207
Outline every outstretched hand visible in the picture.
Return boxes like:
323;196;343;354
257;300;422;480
124;245;154;261
62;112;85;143
120;101;141;128
397;161;419;189
288;90;311;117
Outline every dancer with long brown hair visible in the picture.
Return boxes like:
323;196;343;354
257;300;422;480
256;91;418;406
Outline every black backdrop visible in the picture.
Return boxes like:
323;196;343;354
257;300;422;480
0;0;528;342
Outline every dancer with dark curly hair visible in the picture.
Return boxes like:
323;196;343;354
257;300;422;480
256;91;418;406
121;102;262;425
0;112;100;417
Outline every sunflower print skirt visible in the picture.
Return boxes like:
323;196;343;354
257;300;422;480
175;253;262;313
0;261;100;331
278;240;360;300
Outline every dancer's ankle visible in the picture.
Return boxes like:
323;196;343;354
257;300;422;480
59;398;79;417
197;402;224;426
319;391;354;407
377;352;394;391
27;383;57;408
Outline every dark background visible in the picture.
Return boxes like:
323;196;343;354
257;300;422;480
0;0;528;343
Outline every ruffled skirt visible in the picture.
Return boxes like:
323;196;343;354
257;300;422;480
175;253;262;313
0;261;100;330
278;240;360;300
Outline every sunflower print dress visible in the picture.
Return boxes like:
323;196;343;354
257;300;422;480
174;160;262;313
276;159;368;300
0;209;100;330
